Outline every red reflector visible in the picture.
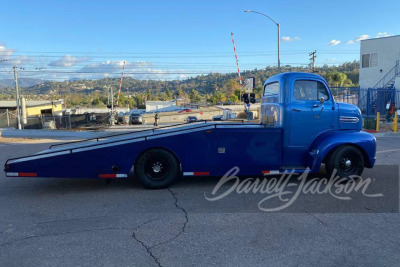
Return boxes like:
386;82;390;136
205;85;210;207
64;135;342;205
262;171;270;174
99;174;116;178
193;172;210;176
6;164;10;171
19;173;37;177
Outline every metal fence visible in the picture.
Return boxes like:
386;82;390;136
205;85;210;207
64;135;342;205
330;87;400;117
0;113;112;130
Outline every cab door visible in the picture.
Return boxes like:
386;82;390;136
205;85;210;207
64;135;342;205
288;79;334;148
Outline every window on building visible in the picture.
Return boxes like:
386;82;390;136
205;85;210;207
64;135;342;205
362;53;378;68
370;53;378;67
362;54;370;68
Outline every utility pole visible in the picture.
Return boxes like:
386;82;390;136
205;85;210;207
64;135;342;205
309;51;317;73
13;66;22;130
6;109;9;127
110;87;115;126
277;23;280;72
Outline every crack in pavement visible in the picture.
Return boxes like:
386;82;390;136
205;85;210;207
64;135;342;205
132;219;162;267
149;188;189;249
1;188;189;267
130;188;189;267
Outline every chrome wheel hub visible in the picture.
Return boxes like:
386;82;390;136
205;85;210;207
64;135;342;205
152;162;162;173
344;159;351;167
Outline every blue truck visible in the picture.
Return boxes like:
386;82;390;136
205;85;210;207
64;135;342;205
4;72;376;189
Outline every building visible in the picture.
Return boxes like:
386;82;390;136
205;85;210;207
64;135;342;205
145;100;177;112
359;35;400;89
0;99;64;116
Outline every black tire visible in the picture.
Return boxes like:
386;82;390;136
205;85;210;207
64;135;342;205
325;145;365;179
134;149;180;189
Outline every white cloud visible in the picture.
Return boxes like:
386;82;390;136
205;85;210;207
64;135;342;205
326;58;337;62
0;44;15;60
345;34;369;45
77;60;174;80
354;35;369;42
48;55;90;67
12;55;35;65
328;39;341;46
376;32;391;38
281;36;300;42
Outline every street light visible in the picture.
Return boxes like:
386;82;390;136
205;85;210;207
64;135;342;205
244;9;280;72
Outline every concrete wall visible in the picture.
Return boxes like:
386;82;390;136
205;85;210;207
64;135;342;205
71;107;129;114
359;35;400;89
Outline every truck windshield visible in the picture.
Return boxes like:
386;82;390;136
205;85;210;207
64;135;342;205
263;82;280;103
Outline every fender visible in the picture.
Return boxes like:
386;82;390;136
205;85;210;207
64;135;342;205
308;130;376;172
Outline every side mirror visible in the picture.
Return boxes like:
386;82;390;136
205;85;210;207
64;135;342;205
320;97;325;104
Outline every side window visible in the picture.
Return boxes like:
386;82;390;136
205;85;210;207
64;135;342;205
293;80;330;101
317;82;329;101
263;82;280;103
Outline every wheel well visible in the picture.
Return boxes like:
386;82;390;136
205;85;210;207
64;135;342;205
322;144;371;168
130;147;182;176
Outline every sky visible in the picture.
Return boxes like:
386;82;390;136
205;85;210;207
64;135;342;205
0;0;399;81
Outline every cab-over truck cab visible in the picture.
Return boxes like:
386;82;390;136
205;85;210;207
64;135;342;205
261;72;376;177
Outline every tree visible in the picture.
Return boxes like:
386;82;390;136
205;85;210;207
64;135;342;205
225;79;240;97
146;88;152;101
165;88;172;99
190;89;201;103
91;98;102;107
213;91;226;104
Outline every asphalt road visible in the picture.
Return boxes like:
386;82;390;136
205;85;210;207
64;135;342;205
0;136;399;266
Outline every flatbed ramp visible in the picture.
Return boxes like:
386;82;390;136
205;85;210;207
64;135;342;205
5;121;282;182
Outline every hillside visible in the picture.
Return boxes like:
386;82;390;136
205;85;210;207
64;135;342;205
0;62;360;107
0;78;45;89
0;61;359;95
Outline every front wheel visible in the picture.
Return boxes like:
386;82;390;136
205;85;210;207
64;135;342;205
325;145;365;178
134;149;180;189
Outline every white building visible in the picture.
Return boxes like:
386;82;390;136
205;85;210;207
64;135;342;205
145;101;177;112
359;35;400;89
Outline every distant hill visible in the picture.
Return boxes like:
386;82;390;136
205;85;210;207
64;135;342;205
0;61;360;96
0;78;46;89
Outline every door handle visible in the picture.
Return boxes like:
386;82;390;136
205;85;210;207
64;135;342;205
312;104;320;108
292;108;301;112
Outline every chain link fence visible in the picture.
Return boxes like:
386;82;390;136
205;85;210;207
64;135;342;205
0;111;113;130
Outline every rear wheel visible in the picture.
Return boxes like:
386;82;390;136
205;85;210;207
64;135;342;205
134;149;180;189
325;145;364;178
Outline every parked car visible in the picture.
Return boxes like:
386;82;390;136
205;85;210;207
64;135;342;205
212;115;223;121
117;115;130;125
178;109;192;113
130;114;145;125
186;116;198;123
